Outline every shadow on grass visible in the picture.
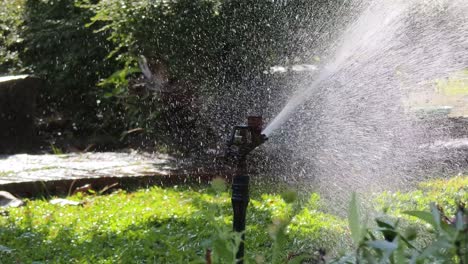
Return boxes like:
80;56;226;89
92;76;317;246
0;186;343;263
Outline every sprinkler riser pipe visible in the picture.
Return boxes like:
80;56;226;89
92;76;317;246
227;116;268;264
231;173;249;263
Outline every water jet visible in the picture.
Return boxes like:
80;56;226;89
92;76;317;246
257;0;468;207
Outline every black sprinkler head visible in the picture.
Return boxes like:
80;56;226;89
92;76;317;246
227;116;268;158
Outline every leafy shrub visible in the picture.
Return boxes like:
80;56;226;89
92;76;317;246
206;178;467;263
0;0;25;74
204;185;339;264
1;0;352;152
333;193;467;264
80;0;344;153
19;0;119;135
80;0;226;151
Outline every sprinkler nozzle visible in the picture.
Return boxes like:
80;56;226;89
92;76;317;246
227;116;268;158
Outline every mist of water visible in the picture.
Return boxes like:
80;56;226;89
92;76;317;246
261;0;468;205
264;0;466;136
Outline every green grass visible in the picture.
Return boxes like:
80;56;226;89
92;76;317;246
436;70;468;96
0;171;14;177
0;184;346;263
0;176;465;263
375;176;468;216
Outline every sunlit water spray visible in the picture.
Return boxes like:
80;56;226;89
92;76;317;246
261;0;468;207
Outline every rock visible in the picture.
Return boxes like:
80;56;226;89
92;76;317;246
0;191;24;208
0;75;42;154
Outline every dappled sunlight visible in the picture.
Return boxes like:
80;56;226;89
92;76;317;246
0;186;346;262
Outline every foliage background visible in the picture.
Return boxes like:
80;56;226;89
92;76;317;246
0;0;353;154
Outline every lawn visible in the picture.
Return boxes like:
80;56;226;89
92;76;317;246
407;70;468;117
375;175;468;215
0;176;466;263
0;182;347;263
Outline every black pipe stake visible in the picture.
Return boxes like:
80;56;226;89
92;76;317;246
232;158;249;263
226;116;267;264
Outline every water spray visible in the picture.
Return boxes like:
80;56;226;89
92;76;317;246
226;116;268;263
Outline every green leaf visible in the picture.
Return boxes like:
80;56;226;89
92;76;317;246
281;190;297;204
375;227;398;242
367;240;398;251
348;193;363;245
395;241;407;264
287;254;311;264
440;221;456;238
0;245;13;253
455;210;464;231
376;219;397;241
361;247;378;263
429;203;441;231
369;239;398;261
417;238;453;260
376;219;395;229
403;210;437;228
400;234;419;251
403;226;418;241
210;178;227;194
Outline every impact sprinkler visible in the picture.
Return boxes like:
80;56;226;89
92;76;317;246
226;116;268;263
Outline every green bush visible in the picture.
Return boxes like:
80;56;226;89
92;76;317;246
19;0;119;135
332;193;467;264
0;0;25;73
82;0;226;151
81;0;343;152
0;0;355;152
